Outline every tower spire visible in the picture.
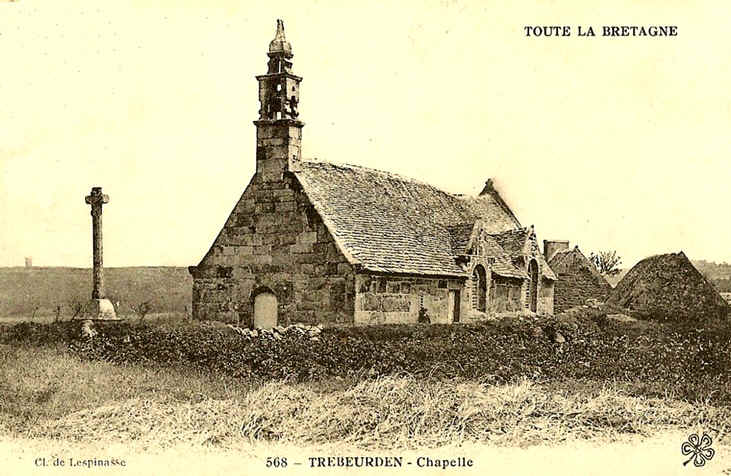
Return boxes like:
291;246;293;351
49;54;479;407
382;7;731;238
257;19;301;120
268;19;292;58
254;20;304;180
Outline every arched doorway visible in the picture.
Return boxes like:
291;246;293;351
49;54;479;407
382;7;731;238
472;265;487;312
253;290;278;329
528;259;538;313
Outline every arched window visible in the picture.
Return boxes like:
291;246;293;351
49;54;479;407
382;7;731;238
472;265;487;312
527;259;539;313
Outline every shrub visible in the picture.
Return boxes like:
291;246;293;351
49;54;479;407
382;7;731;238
3;309;731;403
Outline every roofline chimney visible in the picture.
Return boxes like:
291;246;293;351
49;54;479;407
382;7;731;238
544;240;570;262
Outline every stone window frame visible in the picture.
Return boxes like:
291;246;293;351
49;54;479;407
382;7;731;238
472;264;487;312
251;285;277;303
526;258;539;312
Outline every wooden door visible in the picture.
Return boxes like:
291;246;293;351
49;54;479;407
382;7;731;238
253;292;278;329
448;290;461;323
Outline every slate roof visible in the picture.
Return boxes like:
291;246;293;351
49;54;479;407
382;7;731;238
537;253;558;281
293;160;532;278
548;246;609;290
457;194;521;233
446;224;477;256
490;228;557;281
491;256;529;280
466;228;527;280
549;246;607;282
490;229;530;257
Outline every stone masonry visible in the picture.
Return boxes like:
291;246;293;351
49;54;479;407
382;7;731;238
355;275;465;325
189;21;557;327
189;174;355;326
189;21;354;326
546;242;612;313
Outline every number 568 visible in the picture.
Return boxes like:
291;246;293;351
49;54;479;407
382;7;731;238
266;457;288;468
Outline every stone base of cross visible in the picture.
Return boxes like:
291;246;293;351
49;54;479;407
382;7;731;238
83;298;118;321
83;186;120;321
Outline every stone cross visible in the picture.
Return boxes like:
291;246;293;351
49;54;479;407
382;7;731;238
85;187;109;299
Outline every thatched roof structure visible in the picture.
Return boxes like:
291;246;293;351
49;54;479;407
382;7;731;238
607;251;730;321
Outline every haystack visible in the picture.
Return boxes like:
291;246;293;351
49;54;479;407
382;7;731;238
607;251;730;321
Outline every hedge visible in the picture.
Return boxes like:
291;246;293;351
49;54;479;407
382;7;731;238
2;308;730;403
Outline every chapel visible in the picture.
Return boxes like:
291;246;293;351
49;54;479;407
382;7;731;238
189;20;557;327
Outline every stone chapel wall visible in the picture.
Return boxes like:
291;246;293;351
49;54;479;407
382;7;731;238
190;173;356;326
354;274;465;325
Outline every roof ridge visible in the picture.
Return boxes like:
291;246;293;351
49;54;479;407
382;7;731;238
292;159;525;277
488;227;529;236
549;246;609;284
300;159;476;198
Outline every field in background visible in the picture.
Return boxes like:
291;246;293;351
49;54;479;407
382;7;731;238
1;262;727;316
0;267;191;318
0;313;188;325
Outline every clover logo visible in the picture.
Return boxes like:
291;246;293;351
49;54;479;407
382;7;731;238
682;433;714;467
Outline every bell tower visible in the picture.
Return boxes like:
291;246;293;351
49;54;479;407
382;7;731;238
254;19;304;181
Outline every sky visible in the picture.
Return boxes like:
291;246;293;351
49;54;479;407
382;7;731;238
1;0;730;269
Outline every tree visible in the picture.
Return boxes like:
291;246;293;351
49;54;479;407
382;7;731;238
589;250;623;276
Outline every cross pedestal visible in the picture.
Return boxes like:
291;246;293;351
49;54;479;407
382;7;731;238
84;186;118;320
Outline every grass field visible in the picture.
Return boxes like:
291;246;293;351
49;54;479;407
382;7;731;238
0;266;191;318
2;342;731;475
0;312;188;325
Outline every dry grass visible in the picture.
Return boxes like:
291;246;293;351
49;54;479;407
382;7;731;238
2;345;730;454
234;377;731;449
0;344;255;435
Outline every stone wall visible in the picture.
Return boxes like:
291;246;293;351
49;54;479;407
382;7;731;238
530;271;555;315
490;276;524;313
190;173;355;326
553;267;612;313
538;278;554;315
354;274;465;325
463;258;554;319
